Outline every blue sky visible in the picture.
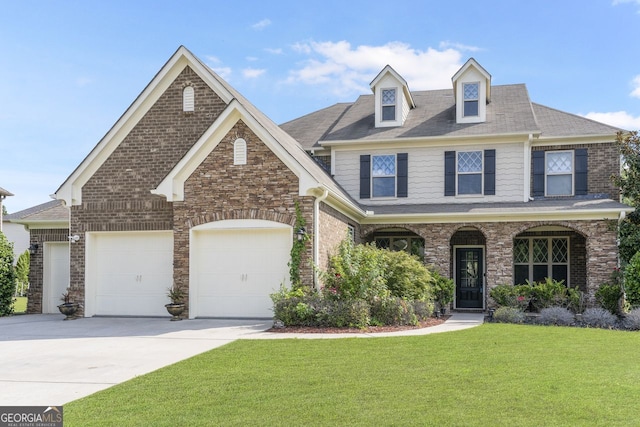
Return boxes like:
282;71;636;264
2;0;640;213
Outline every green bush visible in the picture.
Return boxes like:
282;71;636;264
315;299;370;329
581;307;618;329
537;307;575;326
529;278;580;312
370;297;417;326
595;282;623;315
624;251;640;308
0;233;16;316
14;250;29;297
492;306;525;324
381;250;432;301
431;270;454;308
622;308;640;330
490;284;531;310
411;300;435;320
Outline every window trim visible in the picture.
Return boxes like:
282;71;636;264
371;154;397;198
456;150;484;196
462;82;479;117
381;88;397;122
545;150;574;197
513;237;570;286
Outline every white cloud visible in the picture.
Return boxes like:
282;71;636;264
583;111;640;130
252;19;271;30
286;40;463;96
439;41;482;52
631;75;640;98
264;47;283;55
242;68;266;79
246;56;258;62
205;56;232;80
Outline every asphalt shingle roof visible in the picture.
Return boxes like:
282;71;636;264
4;200;68;222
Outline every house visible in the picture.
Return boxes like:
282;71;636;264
7;200;70;313
26;46;630;318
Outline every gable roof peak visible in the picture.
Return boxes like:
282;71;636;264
369;64;415;109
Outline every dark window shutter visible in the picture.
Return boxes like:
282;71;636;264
532;151;545;197
360;155;371;199
397;153;408;198
445;151;456;196
484;149;495;195
575;148;588;195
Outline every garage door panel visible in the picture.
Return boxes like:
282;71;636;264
90;232;173;316
193;224;291;318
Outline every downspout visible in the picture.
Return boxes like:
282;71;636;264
313;188;329;290
524;133;533;202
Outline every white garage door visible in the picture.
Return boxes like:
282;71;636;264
192;220;291;318
88;231;173;316
43;242;70;314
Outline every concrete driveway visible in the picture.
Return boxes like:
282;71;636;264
0;314;271;406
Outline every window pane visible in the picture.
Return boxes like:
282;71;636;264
464;100;478;116
375;238;390;249
532;239;548;263
382;89;396;104
514;265;529;285
514;239;529;264
458;151;482;173
546;152;572;174
382;105;396;121
552;239;568;263
547;175;572;196
373;177;395;197
372;155;395;176
552;265;568;284
533;265;548;283
458;174;482;194
391;238;409;252
410;239;425;257
463;83;479;100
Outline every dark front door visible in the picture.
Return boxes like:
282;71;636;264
456;248;484;309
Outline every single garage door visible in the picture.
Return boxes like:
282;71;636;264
88;231;173;317
192;220;292;318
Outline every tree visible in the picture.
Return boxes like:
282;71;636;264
15;250;29;296
1;205;6;216
0;232;16;316
613;130;640;264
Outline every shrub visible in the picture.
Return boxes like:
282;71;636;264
0;233;16;316
370;297;417;326
624;251;640;308
490;284;531;310
581;307;618;329
537;306;575;326
431;270;454;309
381;250;432;301
411;300;434;321
595;282;623;315
529;278;580;312
622;308;640;331
315;299;370;329
492;306;525;324
14;250;29;297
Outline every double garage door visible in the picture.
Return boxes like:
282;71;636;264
87;221;291;318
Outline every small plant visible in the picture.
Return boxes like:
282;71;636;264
622;308;640;330
581;307;618;329
492;306;525;324
624;252;640;308
490;284;531;309
60;289;73;304
595;282;623;315
370;296;418;326
537;306;575;326
381;250;433;301
167;286;186;304
431;270;454;310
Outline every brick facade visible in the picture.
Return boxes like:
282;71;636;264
362;218;617;307
317;202;360;272
26;228;69;314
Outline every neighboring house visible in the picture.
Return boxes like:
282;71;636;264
7;200;70;313
27;46;629;318
0;186;14;233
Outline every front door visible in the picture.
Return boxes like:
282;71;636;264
456;248;484;309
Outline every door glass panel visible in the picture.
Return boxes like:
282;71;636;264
459;250;480;288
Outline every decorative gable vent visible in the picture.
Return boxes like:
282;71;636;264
234;138;247;165
183;86;195;112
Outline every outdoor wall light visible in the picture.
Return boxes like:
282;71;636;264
28;243;39;254
68;235;80;243
296;227;307;241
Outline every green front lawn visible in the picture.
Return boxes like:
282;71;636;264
12;296;27;313
65;324;640;426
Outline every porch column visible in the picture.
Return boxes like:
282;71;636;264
584;220;618;302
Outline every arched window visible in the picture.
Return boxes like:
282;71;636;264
234;138;247;165
183;86;194;112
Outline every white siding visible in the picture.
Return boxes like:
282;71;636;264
333;142;524;205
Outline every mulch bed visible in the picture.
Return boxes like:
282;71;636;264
267;316;449;334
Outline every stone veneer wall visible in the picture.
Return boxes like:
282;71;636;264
68;66;227;315
26;228;69;313
531;143;620;200
362;218;617;305
173;120;315;317
317;203;361;273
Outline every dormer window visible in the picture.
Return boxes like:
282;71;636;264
382;89;396;121
463;83;479;117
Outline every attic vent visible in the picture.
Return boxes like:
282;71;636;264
234;138;247;165
183;86;194;112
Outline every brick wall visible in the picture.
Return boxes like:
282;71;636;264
173;120;315;317
531;143;620;199
362;218;617;306
318;202;360;273
69;65;227;315
26;228;69;313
